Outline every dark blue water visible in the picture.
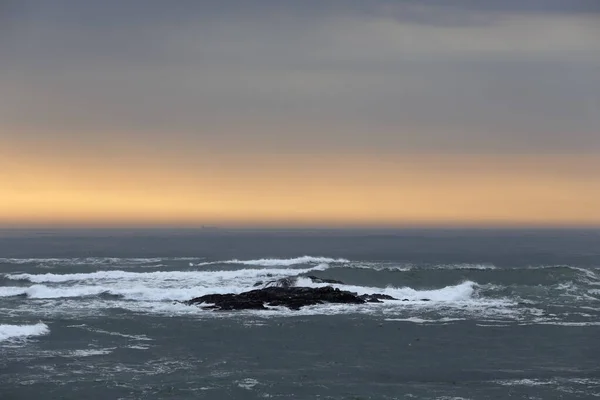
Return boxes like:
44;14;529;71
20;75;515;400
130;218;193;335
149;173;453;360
1;229;599;399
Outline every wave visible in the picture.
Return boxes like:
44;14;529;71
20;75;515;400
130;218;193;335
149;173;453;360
0;257;205;267
444;263;496;270
127;345;151;350
0;281;479;303
4;265;329;284
526;321;600;327
0;284;258;301
339;262;497;272
237;378;260;390
384;317;465;324
66;348;114;357
1;263;480;305
0;287;27;297
570;267;599;284
194;256;348;267
194;258;492;270
0;257;162;265
294;277;478;302
0;322;50;342
492;377;600;400
5;285;112;299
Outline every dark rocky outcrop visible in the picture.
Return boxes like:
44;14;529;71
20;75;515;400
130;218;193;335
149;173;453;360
359;293;397;303
252;277;298;288
305;275;345;285
253;275;345;289
186;286;396;311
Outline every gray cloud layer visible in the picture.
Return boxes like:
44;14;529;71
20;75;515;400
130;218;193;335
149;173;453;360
1;1;599;154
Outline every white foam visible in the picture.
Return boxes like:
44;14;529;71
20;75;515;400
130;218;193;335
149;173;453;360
0;287;26;297
344;262;413;271
24;284;109;299
79;327;152;341
2;283;250;301
5;266;328;284
530;321;600;326
10;257;204;264
1;260;523;320
0;257;165;266
196;256;348;267
496;378;556;387
570;267;599;283
67;348;114;357
237;378;260;390
127;345;151;350
0;323;50;342
385;317;465;324
435;397;472;400
445;263;496;270
343;262;496;272
1;272;508;320
295;278;478;302
385;317;430;323
3;265;340;302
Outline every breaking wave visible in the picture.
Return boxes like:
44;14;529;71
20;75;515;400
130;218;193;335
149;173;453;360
0;277;479;304
294;277;478;302
0;257;204;265
1;256;597;323
66;348;114;357
194;256;349;267
4;265;330;284
0;323;50;342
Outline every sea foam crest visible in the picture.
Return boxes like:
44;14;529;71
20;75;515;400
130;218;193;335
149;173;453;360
67;348;115;357
0;281;479;303
0;287;27;297
4;264;330;284
2;265;334;301
195;256;349;267
443;263;497;270
294;278;478;302
0;323;50;342
6;284;238;301
0;257;163;265
0;257;205;268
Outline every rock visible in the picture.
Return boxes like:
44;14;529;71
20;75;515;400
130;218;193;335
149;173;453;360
186;286;368;311
191;274;397;311
359;293;397;303
253;275;345;289
262;277;297;288
305;275;345;285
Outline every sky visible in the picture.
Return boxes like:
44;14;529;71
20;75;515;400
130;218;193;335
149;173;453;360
1;0;599;228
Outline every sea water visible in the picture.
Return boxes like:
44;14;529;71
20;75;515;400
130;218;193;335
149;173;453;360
1;229;599;399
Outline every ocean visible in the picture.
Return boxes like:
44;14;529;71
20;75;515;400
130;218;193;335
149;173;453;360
1;229;599;399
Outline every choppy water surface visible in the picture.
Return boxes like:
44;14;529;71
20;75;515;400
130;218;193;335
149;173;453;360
1;229;599;399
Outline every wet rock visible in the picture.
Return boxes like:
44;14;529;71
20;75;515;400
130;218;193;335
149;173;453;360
359;293;397;303
305;275;345;285
254;275;345;288
187;286;370;311
262;277;297;288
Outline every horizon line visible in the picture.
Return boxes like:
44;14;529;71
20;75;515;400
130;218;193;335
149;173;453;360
1;224;600;231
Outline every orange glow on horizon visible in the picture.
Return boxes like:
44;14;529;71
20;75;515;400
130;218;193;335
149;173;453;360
2;141;599;227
